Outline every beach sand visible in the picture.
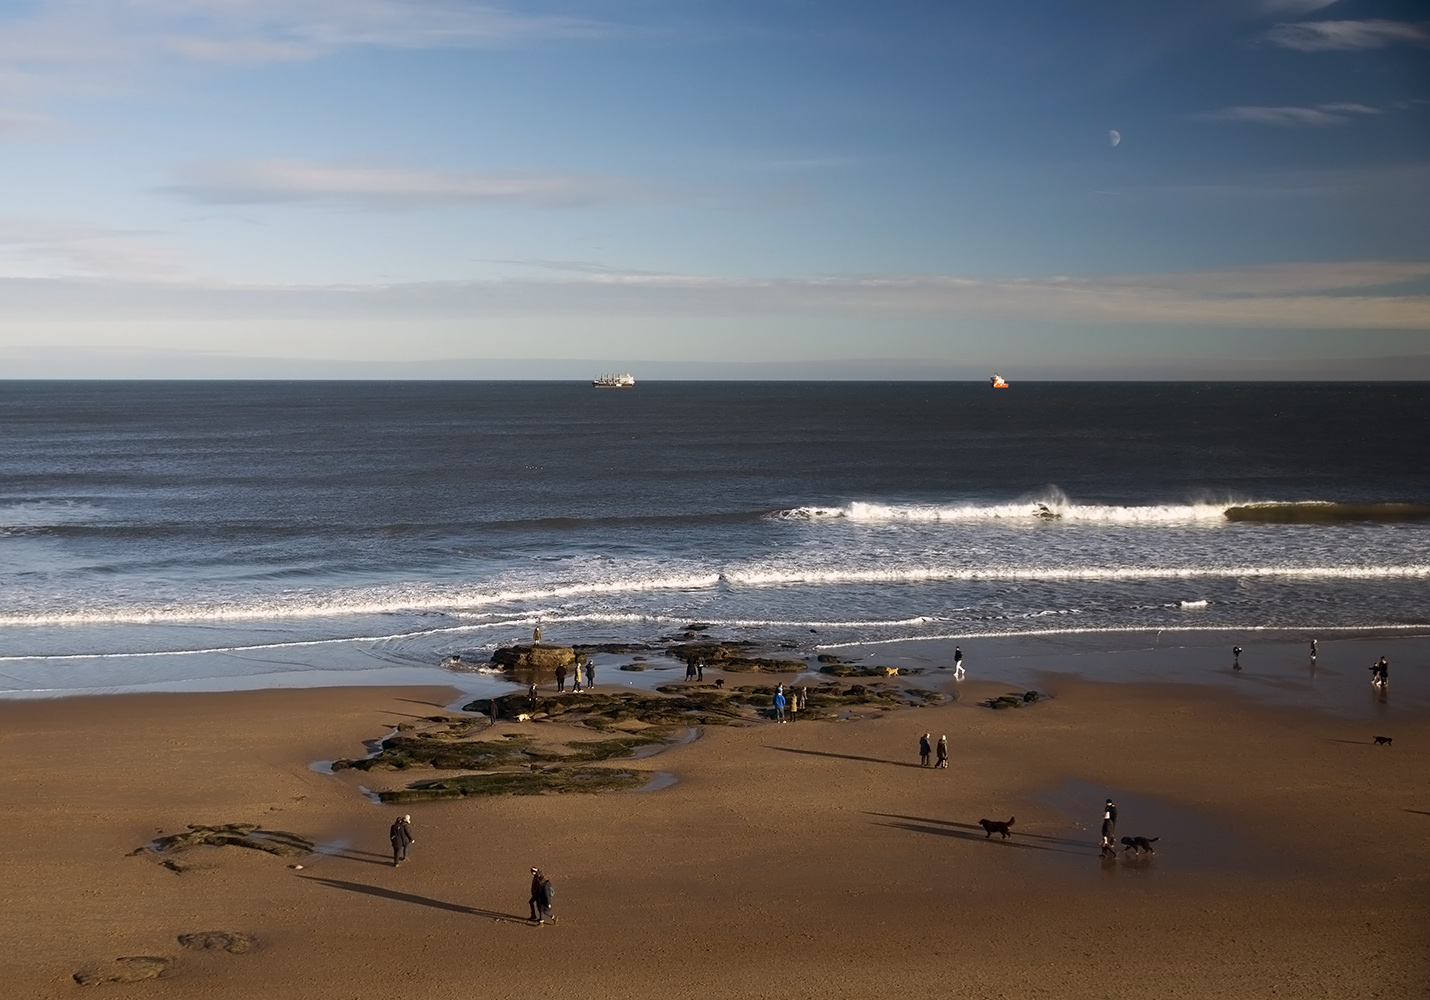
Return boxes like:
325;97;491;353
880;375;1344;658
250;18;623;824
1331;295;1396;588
2;643;1428;998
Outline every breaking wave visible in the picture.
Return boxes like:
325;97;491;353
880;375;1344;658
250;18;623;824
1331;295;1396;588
0;564;1426;628
772;497;1430;525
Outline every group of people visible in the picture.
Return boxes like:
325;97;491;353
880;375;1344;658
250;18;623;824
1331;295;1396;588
388;815;557;925
917;732;949;768
554;658;595;693
772;683;809;722
1371;656;1389;688
684;659;705;681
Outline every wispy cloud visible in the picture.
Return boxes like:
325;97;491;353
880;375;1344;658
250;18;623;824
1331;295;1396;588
2;259;1427;330
1257;0;1340;14
1266;19;1430;52
0;1;611;108
167;160;667;208
0;217;187;281
0;107;60;140
1196;102;1382;126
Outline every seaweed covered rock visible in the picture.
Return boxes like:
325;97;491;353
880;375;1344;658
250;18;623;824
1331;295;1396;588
667;640;805;672
178;931;257;954
985;691;1044;710
74;957;169;986
379;767;646;802
146;824;313;858
489;644;577;670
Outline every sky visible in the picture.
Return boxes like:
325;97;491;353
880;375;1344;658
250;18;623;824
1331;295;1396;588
0;0;1427;378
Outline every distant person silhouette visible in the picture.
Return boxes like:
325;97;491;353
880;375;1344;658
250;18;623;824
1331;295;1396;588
919;733;931;767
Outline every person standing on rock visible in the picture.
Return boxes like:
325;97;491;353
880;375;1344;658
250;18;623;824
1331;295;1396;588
389;814;414;867
919;733;931;767
936;734;949;769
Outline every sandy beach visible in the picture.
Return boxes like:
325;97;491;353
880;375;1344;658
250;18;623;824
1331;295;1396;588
3;638;1428;999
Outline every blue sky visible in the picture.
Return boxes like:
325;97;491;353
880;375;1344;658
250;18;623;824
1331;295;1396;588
0;0;1427;377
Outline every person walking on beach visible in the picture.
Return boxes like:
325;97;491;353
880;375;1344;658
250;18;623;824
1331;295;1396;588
936;734;949;769
1371;656;1389;687
696;659;704;682
953;646;964;671
555;662;567;692
773;685;787;723
1099;798;1117;858
585;659;594;689
389;814;414;867
919;733;931;767
529;867;555;924
1310;638;1317;661
571;659;583;693
1232;646;1243;671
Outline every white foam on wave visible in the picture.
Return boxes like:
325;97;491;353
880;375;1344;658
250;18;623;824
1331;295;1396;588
813;622;1430;649
774;498;1239;524
0;572;724;628
1;561;1427;629
726;564;1430;587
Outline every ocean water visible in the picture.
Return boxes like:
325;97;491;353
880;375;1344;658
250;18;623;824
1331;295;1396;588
1;380;1427;696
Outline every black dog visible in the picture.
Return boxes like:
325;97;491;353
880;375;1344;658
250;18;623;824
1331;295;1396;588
979;816;1015;839
1373;735;1393;746
1120;836;1159;855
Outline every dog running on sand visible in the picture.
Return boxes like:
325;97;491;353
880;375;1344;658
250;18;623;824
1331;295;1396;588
979;816;1015;839
1373;735;1393;746
1119;836;1159;855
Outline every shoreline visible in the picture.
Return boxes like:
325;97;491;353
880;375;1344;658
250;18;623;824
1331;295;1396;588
5;625;1426;723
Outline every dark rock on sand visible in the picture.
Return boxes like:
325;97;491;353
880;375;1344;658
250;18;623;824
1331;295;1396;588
74;956;169;986
488;644;577;670
380;767;645;802
147;824;313;858
667;640;805;672
178;931;257;954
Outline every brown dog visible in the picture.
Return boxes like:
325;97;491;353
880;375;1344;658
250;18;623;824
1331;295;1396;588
979;816;1015;839
1373;735;1393;746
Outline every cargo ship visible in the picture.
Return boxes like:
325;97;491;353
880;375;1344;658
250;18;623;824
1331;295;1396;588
593;372;636;388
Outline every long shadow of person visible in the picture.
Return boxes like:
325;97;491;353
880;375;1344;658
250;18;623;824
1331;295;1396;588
297;875;531;923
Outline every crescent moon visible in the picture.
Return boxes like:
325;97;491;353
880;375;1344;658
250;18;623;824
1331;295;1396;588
1109;129;1121;147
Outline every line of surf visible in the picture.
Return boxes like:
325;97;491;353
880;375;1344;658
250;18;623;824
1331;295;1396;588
812;622;1430;650
1;564;1427;628
772;500;1430;525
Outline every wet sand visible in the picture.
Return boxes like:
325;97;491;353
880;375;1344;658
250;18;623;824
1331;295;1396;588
2;642;1428;998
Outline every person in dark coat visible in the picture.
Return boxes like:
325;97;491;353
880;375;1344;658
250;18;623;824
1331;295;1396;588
1099;798;1117;857
585;659;595;689
555;663;567;692
919;733;931;767
529;867;554;923
935;734;949;768
389;814;414;866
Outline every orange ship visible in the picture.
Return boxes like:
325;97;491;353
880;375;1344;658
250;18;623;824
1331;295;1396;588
990;373;1009;388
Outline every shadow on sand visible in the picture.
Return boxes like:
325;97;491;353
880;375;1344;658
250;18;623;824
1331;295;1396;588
767;746;921;769
315;845;395;868
866;812;1093;855
297;876;531;923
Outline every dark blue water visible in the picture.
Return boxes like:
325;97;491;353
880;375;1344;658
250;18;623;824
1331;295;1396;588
1;381;1427;694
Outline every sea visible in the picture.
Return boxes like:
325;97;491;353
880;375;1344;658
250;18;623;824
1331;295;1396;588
1;380;1427;699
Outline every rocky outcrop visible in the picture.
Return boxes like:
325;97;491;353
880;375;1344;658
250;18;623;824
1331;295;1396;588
144;824;313;858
